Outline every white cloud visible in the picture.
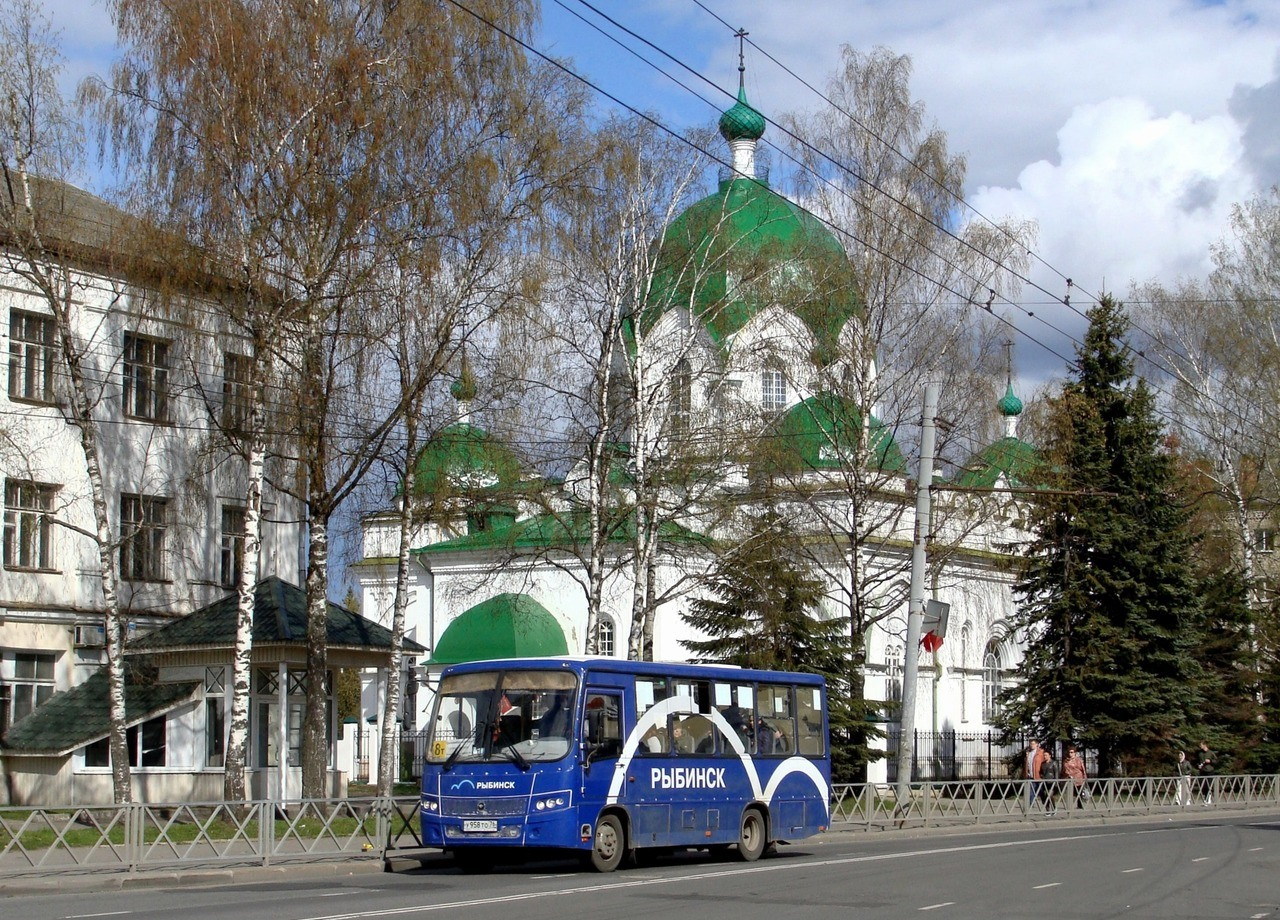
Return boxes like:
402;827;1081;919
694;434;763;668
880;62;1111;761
973;97;1253;292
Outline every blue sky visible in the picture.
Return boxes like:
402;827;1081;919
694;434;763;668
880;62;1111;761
49;0;1280;382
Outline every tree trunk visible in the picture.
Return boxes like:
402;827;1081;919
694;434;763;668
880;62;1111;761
224;381;267;803
302;514;330;798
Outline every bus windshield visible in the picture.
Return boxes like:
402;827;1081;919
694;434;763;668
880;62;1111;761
426;669;578;765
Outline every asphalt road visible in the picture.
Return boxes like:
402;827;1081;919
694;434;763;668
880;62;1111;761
5;812;1279;920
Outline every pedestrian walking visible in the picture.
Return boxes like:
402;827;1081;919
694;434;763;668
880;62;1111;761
1175;750;1193;806
1195;741;1215;806
1061;744;1089;808
1040;747;1058;815
1024;739;1048;809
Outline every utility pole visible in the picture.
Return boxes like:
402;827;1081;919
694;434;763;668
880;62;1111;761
895;383;938;805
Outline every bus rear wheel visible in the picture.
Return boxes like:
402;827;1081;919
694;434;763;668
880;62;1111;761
589;814;625;872
736;808;766;862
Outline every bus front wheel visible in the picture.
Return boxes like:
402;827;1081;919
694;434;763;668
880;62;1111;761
589;814;625;872
736;808;766;862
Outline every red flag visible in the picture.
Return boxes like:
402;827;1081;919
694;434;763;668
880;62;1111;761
921;630;943;653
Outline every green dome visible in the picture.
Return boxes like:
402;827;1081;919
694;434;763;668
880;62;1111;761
409;422;521;498
718;86;766;142
427;593;569;665
757;392;907;474
997;382;1024;417
952;436;1040;489
642;176;859;360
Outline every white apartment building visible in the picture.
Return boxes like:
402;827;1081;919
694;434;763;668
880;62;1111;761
1;181;304;741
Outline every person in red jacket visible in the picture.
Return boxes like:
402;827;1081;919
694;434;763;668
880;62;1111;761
1025;739;1049;809
1061;745;1088;807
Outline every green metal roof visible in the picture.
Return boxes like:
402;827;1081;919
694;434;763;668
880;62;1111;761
641;175;859;361
413;509;711;557
1;663;198;756
409;422;523;499
718;86;766;141
758;392;908;474
998;382;1024;417
952;436;1040;489
127;576;424;653
427;593;568;665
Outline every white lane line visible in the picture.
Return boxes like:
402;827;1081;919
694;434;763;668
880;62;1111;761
291;829;1206;920
531;874;579;879
919;903;955;911
65;913;132;919
1251;914;1269;919
1122;868;1144;874
1032;883;1060;890
1249;847;1264;852
320;892;359;898
1191;857;1210;862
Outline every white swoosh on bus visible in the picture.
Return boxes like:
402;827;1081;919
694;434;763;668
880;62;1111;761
607;697;829;813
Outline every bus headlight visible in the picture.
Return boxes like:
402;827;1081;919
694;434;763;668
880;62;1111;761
534;792;570;812
421;795;440;813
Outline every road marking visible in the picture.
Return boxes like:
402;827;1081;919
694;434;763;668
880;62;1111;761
531;874;579;879
1033;883;1060;889
65;913;132;919
1122;868;1144;874
320;892;358;898
1251;914;1269;919
918;903;955;911
1249;847;1263;852
1191;857;1209;862
290;829;1219;920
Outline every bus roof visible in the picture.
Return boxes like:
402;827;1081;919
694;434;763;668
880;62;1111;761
436;656;826;686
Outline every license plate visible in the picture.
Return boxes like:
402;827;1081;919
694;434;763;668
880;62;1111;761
463;819;497;833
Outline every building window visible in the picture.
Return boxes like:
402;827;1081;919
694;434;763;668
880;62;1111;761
220;505;246;588
8;651;57;725
982;642;1002;722
82;715;167;768
122;332;169;421
3;479;58;570
761;366;787;412
8;310;56;403
885;644;902;706
205;667;226;768
222;352;253;430
595;617;615;657
669;359;692;434
120;493;168;581
1256;528;1276;554
959;623;971;722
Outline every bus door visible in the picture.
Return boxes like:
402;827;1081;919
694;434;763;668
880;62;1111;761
579;689;624;829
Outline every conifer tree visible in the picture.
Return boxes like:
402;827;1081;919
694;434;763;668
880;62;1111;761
681;507;862;781
997;296;1206;775
1194;567;1262;771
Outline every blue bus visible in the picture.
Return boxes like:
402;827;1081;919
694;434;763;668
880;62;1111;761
419;657;830;872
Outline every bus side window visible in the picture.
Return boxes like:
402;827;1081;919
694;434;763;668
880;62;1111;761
796;686;825;756
636;678;669;754
758;684;796;755
584;692;622;759
713;682;755;754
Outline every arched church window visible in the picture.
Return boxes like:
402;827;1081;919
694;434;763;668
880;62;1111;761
761;365;787;412
670;359;692;433
594;617;615;657
982;641;1002;722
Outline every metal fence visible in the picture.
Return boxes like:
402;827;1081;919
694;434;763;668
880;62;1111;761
883;730;1103;782
1;775;1276;878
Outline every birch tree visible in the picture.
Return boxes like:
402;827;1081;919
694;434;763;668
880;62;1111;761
0;0;133;802
99;0;581;796
522;116;716;657
779;46;1034;772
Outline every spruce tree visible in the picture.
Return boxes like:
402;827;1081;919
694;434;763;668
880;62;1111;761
682;507;862;781
1195;568;1262;771
998;296;1206;774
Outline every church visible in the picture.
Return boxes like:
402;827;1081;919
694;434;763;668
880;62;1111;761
353;80;1040;783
